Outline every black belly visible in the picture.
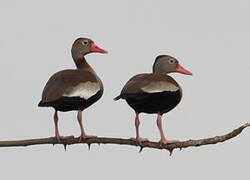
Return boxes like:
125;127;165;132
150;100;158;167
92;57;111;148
122;90;182;114
38;90;103;112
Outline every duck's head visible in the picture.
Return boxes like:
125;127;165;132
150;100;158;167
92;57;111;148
153;55;192;75
71;38;108;60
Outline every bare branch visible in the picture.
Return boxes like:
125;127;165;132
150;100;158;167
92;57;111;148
0;122;249;154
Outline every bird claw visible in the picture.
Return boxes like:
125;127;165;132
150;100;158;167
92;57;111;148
159;139;180;156
55;135;74;142
159;139;180;146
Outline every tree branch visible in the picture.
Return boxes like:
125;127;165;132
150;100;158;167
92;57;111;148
0;122;249;155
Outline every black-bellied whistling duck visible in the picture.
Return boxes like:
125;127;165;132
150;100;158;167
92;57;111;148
38;38;107;142
114;55;192;145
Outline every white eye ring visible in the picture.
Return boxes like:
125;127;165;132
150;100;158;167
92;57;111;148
168;59;175;64
82;40;88;46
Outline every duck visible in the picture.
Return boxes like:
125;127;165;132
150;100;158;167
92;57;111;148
114;55;192;145
38;38;107;141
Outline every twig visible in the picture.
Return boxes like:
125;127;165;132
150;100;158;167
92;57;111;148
0;122;249;154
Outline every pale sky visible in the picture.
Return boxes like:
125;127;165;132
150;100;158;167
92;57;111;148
0;0;249;179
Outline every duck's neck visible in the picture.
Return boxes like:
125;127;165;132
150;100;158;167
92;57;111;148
152;71;170;75
74;57;96;74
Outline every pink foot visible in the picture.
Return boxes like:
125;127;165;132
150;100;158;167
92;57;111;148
159;139;180;145
78;134;98;142
131;137;149;145
55;135;74;142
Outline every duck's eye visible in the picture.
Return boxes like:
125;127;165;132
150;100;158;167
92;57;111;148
168;59;175;64
82;40;89;46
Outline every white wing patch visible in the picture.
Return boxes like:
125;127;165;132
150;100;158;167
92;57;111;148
63;82;100;100
141;81;179;93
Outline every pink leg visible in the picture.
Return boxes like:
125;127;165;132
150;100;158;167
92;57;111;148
131;113;149;144
54;110;74;141
77;110;97;142
156;114;179;145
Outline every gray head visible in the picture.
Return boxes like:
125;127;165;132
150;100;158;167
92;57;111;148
71;38;108;61
152;55;192;75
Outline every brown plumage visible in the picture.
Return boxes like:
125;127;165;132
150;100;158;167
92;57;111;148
118;73;180;94
38;38;107;141
114;55;192;145
40;70;102;108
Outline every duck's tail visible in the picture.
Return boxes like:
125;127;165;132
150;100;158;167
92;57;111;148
114;95;122;101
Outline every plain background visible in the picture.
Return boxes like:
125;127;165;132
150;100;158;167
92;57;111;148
0;0;249;179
